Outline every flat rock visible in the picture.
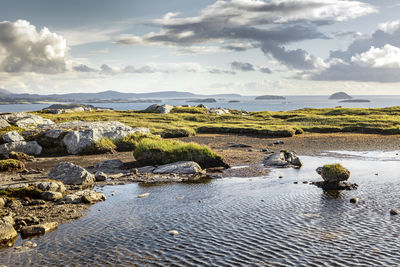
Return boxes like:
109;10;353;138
21;222;58;236
264;151;302;168
2;131;24;143
96;159;124;169
0;141;42;155
137;166;156;173
0;112;54;128
48;162;95;185
62;190;106;204
41;191;63;201
153;161;203;174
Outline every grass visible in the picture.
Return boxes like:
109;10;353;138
32;106;400;138
133;138;229;168
0;159;25;172
0;185;42;198
114;132;160;152
80;138;117;155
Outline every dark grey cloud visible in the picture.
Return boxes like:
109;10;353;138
0;20;67;74
259;67;272;74
231;61;255;72
117;0;375;70
73;64;97;72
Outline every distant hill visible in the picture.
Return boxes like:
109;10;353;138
329;92;352;100
6;90;242;101
0;88;12;95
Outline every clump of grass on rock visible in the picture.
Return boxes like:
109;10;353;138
160;127;196;138
115;133;161;152
0;159;25;172
133;138;229;168
80;138;116;155
321;163;350;182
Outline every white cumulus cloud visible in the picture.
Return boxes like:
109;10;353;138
351;44;400;68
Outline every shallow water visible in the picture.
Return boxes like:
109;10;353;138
1;154;400;266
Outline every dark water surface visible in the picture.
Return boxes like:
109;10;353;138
1;153;400;266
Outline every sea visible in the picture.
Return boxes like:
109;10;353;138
1;95;400;113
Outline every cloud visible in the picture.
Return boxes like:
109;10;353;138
0;20;68;74
116;0;375;69
231;61;272;74
73;64;97;72
307;21;400;82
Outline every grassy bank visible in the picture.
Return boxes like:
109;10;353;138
31;106;400;137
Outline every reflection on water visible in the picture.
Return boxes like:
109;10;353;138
1;155;400;266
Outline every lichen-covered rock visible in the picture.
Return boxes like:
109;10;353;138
145;104;174;114
0;141;42;156
318;164;350;182
153;161;203;174
41;191;63;201
0;112;54;128
35;181;66;193
0;216;17;247
59;121;149;154
62;190;106;204
48;162;95;185
0;118;10;129
2;131;24;143
210;108;230;115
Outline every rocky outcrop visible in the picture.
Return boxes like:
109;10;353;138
48;162;95;185
264;151;302;168
145;104;174;114
153;161;203;174
0;215;17;247
60;121;149;154
0;118;10;129
62;190;106;204
314;164;357;191
42;104;94;114
0;112;54;128
35;181;66;193
0;141;42;156
2;131;24;143
210;108;230;115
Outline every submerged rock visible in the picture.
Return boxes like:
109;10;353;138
153;161;203;174
48;162;95;185
264;151;302;168
21;222;58;236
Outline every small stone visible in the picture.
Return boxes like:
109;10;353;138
350;197;359;204
21;222;58;236
390;209;399;216
41;191;63;201
95;171;107;181
168;230;179;236
294;182;298;184
278;175;283;179
137;193;150;198
303;181;309;184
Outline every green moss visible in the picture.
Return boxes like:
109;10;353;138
160;127;196;138
0;159;25;172
8;151;32;162
114;133;160;152
171;107;208;114
0;186;42;198
321;164;350;180
80;138;116;155
133;138;229;168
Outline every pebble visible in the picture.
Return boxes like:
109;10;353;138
390;209;399;216
279;176;283;179
168;230;179;236
303;181;309;184
137;193;150;198
350;197;359;204
294;182;298;184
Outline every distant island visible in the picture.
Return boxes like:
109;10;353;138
329;92;352;100
339;99;371;103
186;98;217;103
228;100;240;103
255;95;286;100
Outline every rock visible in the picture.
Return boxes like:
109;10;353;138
2;131;24;143
21;222;58;236
48;162;95;185
137;193;150;198
318;164;350;182
44;129;64;139
95;159;124;169
0;112;54;128
210;108;230;115
153;161;202;174
60;121;149;154
23;241;37;248
62;190;106;204
0;217;17;247
264;151;302;168
197;104;208;109
35;181;66;193
0;141;42;156
137;166;156;173
0;198;5;209
314;181;358;191
229;143;252;148
350;197;359;204
168;230;179;236
0;118;10;129
273;140;284;145
8;151;33;161
41;191;63;201
145;104;174;114
390;209;399;216
95;171;107;181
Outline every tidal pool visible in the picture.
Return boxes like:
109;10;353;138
1;154;400;266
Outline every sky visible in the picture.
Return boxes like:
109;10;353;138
1;0;400;96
